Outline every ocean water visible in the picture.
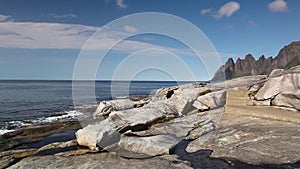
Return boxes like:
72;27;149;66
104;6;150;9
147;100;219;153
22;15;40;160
0;80;184;134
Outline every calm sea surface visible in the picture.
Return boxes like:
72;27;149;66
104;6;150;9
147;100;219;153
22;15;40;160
0;80;186;134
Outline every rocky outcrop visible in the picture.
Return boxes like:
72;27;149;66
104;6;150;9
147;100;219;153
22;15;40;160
76;100;179;150
0;120;81;152
212;41;300;81
248;66;300;110
93;98;149;118
124;110;215;139
76;82;224;153
4;75;300;169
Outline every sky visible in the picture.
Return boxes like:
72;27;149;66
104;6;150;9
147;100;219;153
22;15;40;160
0;0;299;81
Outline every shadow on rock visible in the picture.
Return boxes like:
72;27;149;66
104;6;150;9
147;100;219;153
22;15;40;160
173;140;300;169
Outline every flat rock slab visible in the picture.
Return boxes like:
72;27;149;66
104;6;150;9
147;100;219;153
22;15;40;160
118;134;182;156
190;115;300;165
126;111;212;139
8;153;192;169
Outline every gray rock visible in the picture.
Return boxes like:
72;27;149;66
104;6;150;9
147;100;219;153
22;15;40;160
93;99;149;118
118;134;182;156
193;90;226;111
153;82;209;116
153;86;179;100
272;91;300;110
212;75;267;89
195;115;300;165
255;68;300;100
76;100;178;150
125;111;214;139
252;67;300;110
185;120;215;140
9;152;193;169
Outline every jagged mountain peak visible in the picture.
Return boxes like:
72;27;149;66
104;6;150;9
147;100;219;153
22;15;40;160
212;41;300;81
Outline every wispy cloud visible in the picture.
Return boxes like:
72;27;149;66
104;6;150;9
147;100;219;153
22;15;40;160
0;14;13;22
48;13;77;19
200;8;212;15
248;20;257;27
124;25;138;33
201;1;240;19
268;0;288;12
116;0;128;8
0;21;237;59
0;22;98;49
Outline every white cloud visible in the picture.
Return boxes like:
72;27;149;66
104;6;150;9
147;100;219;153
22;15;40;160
116;0;128;8
0;14;12;22
201;1;240;19
0;22;98;49
0;22;171;52
268;0;288;12
200;8;212;15
0;21;237;59
214;1;240;19
124;25;138;33
49;13;77;19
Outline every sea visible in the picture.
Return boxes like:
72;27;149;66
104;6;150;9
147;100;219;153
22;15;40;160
0;80;187;135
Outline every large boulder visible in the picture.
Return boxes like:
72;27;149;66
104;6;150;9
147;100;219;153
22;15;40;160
252;66;300;110
76;100;178;150
153;82;208;116
272;91;300;110
193;90;226;111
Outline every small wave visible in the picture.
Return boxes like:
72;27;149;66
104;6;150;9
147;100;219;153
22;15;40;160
0;129;15;135
114;96;128;99
0;109;87;136
42;110;84;122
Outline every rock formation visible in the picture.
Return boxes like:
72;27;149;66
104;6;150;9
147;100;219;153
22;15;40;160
212;41;300;81
247;65;300;111
75;82;230;155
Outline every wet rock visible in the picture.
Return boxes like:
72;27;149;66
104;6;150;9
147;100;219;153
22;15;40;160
0;120;81;152
0;140;78;168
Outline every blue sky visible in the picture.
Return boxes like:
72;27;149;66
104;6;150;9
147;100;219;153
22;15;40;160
0;0;299;80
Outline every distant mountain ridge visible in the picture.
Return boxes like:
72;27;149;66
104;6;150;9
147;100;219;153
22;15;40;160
212;41;300;81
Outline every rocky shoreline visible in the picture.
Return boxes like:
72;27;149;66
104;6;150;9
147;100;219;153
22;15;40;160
1;66;300;169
